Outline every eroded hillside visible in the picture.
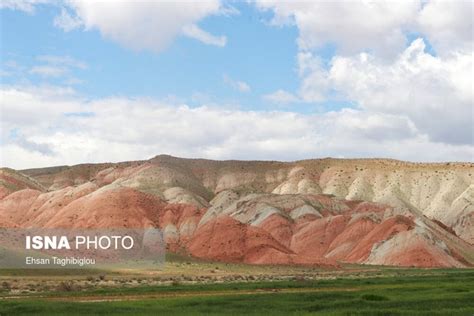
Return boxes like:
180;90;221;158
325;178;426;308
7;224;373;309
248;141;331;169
1;155;472;268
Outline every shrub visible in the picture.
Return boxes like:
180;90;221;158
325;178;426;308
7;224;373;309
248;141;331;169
361;294;389;301
57;281;75;292
1;281;11;290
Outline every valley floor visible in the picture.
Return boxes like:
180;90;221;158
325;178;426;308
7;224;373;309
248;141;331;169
0;260;473;315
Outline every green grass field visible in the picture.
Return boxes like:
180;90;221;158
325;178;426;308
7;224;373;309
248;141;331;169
0;269;473;315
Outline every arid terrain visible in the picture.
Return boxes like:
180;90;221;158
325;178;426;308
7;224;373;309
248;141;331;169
1;155;473;268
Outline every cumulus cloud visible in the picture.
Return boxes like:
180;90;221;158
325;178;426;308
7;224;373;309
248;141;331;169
4;1;229;51
1;85;79;128
1;86;472;169
2;1;472;168
297;52;331;102
257;0;420;58
418;0;473;55
53;0;227;52
328;39;472;145
257;1;473;146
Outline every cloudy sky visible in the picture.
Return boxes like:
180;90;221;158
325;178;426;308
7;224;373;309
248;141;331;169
0;0;472;169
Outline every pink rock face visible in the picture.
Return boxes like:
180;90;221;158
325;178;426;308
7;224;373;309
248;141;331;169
325;217;379;260
292;215;349;258
0;187;10;200
158;203;205;252
259;214;294;248
1;186;472;268
186;215;339;267
182;196;471;267
344;215;415;263
0;214;19;228
187;216;249;262
42;187;165;228
0;189;42;225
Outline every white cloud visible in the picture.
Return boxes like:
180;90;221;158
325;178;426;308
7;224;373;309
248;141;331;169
256;1;473;146
55;0;227;52
182;24;227;47
257;0;421;58
0;85;80;128
1;60;26;78
37;55;87;69
0;0;50;14
3;1;229;51
2;1;472;167
263;89;299;104
53;8;83;32
297;52;330;102
1;85;472;169
418;0;473;55
328;39;472;145
223;75;251;93
29;65;67;77
28;55;87;79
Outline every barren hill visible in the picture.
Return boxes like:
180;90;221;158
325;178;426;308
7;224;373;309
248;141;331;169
1;155;473;267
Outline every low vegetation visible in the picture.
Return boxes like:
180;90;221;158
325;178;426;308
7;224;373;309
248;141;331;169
0;269;472;315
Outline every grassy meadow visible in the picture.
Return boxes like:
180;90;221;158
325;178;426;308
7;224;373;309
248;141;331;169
0;268;472;315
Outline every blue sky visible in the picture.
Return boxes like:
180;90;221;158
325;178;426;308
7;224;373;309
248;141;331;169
2;3;311;111
0;1;472;168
